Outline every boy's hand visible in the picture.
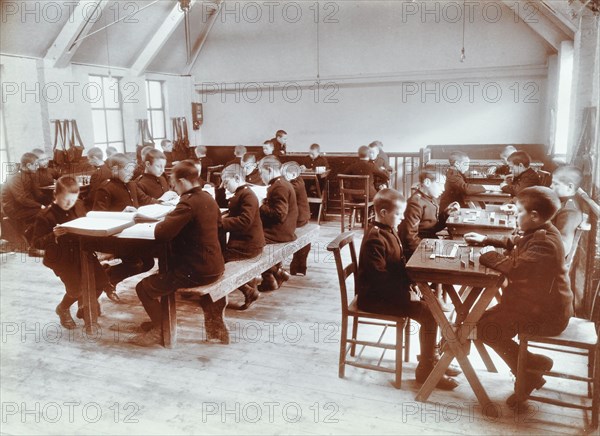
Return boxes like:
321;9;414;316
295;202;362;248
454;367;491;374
479;245;496;255
486;166;497;176
445;201;460;215
464;232;486;245
122;206;137;213
53;225;68;237
499;182;508;188
159;191;179;203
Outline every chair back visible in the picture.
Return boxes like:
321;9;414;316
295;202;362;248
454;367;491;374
301;173;323;200
207;165;224;185
565;213;590;273
538;170;552;187
339;174;370;205
327;231;359;314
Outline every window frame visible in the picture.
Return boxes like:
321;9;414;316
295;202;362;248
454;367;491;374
145;80;166;141
89;74;126;153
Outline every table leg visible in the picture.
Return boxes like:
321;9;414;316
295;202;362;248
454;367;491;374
199;296;229;344
161;293;177;348
80;248;98;335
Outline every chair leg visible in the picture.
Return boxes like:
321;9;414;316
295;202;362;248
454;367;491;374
350;316;358;357
339;316;348;379
589;348;595;398
516;338;529;403
404;320;411;362
592;346;599;429
317;202;323;225
394;320;403;389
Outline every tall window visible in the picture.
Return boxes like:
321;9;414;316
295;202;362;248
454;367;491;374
89;75;125;153
0;90;9;184
146;80;166;141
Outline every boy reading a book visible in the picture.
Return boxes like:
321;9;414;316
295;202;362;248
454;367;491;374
439;151;485;210
132;161;225;345
136;149;171;199
31;176;114;329
219;164;265;310
465;186;573;408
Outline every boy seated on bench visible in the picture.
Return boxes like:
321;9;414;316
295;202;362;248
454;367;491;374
550;165;584;255
500;151;540;196
357;188;459;390
439;151;485;210
135;149;171;199
32;148;59;204
487;145;517;176
226;145;247;167
282;161;311;276
32;176;113;329
132;160;226;346
86;147;112;210
257;156;298;291
242;153;265;186
301;143;329;171
219;164;265;310
466;186;573;409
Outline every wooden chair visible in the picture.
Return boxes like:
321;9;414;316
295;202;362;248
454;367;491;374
300;172;327;224
327;231;411;389
338;174;374;234
516;281;600;429
565;213;591;273
207;165;224;186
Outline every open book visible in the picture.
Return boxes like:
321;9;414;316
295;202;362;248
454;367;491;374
59;204;175;237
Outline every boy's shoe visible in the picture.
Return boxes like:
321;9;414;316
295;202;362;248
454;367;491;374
415;361;459;391
104;285;121;303
76;301;102;319
418;354;462;377
274;267;290;285
56;304;76;329
128;327;162;347
258;273;279;292
506;353;553;408
239;284;260;310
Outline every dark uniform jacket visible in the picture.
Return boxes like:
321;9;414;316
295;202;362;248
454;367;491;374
136;173;170;199
268;137;286;156
1;171;44;222
93;178;157;211
196;156;214;182
35;167;59;188
480;223;573;327
155;186;224;282
31;200;109;293
357;222;412;314
221;184;265;256
439;167;485;210
399;189;449;257
246;168;265;186
501;167;540;196
86;163;113;209
552;196;583;255
494;163;511;176
226;157;241;167
163;151;174;167
290;177;310;227
260;176;298;243
343;160;389;200
304;155;329;170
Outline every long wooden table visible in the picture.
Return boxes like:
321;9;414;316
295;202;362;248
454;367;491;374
445;208;516;238
406;239;504;417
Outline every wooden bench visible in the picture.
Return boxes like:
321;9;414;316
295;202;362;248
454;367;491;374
159;223;320;348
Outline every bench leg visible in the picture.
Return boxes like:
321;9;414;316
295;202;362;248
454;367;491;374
199;295;230;344
161;293;177;348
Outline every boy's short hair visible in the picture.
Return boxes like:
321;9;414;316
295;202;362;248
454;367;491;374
309;143;320;151
234;145;247;156
31;148;45;156
221;164;245;181
106;145;118;155
20;152;38;167
501;145;517;159
553;165;583;190
276;130;287;138
144;149;166;164
160;139;172;147
281;161;301;180
87;147;103;160
139;145;154;162
507;151;531;168
55;175;80;196
357;145;369;159
172;160;199;183
374;188;405;214
109;153;132;169
258;155;282;171
449;151;468;166
516;186;561;222
195;146;208;157
241;152;257;164
263;140;274;147
369;141;383;149
418;170;440;183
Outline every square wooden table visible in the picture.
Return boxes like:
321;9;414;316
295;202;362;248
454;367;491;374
406;239;504;417
445;208;516;238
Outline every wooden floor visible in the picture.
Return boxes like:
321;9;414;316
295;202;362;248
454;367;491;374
0;221;595;435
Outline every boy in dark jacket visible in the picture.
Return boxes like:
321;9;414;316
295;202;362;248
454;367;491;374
357;189;459;390
550;165;583;255
135;149;171;199
439;151;485;210
85;147;112;210
500;151;540;196
343;146;389;200
32;176;112;329
133;161;226;345
219;164;265;309
257;156;298;291
466;186;573;408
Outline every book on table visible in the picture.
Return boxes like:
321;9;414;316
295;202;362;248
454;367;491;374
59;204;175;237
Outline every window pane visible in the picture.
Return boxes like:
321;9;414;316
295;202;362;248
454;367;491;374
103;77;120;109
150;111;165;139
89;76;103;108
106;110;123;141
92;111;107;143
110;142;124;153
145;82;151;108
148;81;162;109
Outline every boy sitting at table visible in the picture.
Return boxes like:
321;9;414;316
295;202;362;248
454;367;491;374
357;188;459;390
135;149;171;199
487;145;517;177
86;147;112;210
242;153;265;186
282;161;311;276
301;143;329;171
465;186;573;408
439;151;485;211
132;145;154;181
227;145;247;167
93;153;176;301
257;156;298;291
31;176;113;329
500;151;540;196
32;148;59;194
550;165;583;255
343;145;389;200
219;164;265;310
160;139;174;166
132;161;226;345
194;146;213;182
